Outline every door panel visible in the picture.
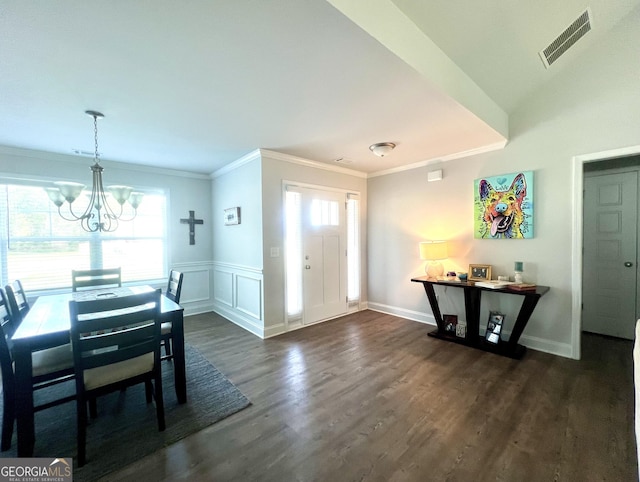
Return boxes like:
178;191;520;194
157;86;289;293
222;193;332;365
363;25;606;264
300;187;347;324
583;171;637;339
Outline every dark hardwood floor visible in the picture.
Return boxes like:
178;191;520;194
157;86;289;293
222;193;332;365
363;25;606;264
107;310;637;481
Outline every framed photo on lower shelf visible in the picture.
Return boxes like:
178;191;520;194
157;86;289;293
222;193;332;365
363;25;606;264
443;314;458;335
485;311;505;344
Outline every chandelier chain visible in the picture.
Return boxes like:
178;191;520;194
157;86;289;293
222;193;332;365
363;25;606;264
93;114;100;163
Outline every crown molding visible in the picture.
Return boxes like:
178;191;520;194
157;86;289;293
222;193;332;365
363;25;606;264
210;149;262;178
258;149;367;178
367;140;507;178
0;145;211;180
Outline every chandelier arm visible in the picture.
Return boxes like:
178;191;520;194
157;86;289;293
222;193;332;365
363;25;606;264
55;203;85;222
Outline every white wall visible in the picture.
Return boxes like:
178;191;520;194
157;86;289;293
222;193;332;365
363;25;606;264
210;151;265;336
367;7;640;358
0;146;214;315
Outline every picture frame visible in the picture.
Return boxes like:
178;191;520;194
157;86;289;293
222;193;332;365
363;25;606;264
469;264;492;281
224;207;241;225
443;314;458;334
485;311;505;344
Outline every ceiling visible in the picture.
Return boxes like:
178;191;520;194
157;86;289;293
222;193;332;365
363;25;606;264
0;0;637;175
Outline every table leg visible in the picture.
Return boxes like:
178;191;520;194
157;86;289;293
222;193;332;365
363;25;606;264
507;293;541;353
171;313;187;404
464;287;482;344
422;282;444;332
14;347;35;456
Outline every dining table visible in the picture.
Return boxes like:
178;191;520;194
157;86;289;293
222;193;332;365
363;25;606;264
11;285;186;457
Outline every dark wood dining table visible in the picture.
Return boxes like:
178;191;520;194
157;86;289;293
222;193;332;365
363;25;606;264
11;285;186;457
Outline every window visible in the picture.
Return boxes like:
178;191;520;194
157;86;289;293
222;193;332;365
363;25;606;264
285;189;302;318
346;194;360;303
0;183;167;291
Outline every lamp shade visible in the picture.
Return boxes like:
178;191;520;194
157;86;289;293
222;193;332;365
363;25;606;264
419;241;448;260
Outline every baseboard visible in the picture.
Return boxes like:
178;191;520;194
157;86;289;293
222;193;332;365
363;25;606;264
367;302;437;327
366;302;573;358
212;302;265;338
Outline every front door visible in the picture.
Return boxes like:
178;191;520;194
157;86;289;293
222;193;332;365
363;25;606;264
299;187;347;324
583;171;638;339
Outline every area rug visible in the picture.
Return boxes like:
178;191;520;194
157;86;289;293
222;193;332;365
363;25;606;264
0;344;252;481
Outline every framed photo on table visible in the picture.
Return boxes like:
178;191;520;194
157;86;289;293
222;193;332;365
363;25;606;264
469;264;492;281
485;311;504;344
443;314;458;334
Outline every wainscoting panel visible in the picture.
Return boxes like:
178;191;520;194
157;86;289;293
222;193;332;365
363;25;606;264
235;274;262;321
212;262;265;338
170;261;215;316
213;269;234;307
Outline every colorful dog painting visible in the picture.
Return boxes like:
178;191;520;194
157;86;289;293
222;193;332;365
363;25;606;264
474;171;533;239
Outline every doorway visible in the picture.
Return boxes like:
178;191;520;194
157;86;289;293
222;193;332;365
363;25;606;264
583;165;639;339
285;184;359;328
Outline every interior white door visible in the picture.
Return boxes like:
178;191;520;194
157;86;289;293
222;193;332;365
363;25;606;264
299;187;347;324
583;171;638;339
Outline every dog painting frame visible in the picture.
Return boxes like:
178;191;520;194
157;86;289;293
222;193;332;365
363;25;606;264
474;171;534;239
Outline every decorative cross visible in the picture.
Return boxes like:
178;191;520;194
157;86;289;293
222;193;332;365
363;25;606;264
180;210;204;245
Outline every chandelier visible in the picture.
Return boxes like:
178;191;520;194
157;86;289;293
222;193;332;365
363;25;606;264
45;110;143;232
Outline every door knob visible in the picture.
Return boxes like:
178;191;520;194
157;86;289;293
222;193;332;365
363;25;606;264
624;261;633;267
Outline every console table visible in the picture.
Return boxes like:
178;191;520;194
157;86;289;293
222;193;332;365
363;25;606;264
411;276;550;359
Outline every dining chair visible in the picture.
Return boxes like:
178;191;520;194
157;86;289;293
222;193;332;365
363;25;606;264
69;288;165;466
0;288;75;452
5;280;30;327
71;267;122;292
161;270;183;361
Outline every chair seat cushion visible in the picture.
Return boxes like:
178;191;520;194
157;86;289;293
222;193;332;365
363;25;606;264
84;353;154;391
32;344;73;377
161;322;172;335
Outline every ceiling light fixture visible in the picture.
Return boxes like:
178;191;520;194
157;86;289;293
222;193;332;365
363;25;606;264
369;142;396;157
45;110;143;232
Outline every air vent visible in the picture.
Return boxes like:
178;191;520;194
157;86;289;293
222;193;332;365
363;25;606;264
539;8;592;68
73;149;100;157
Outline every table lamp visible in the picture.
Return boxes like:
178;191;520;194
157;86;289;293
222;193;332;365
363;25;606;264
419;241;448;280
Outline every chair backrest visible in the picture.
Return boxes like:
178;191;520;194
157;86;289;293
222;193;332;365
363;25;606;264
5;279;30;326
166;270;184;304
69;289;162;387
71;268;122;292
0;289;16;393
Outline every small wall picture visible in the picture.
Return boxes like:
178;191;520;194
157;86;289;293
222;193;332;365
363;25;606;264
474;171;534;239
485;311;505;344
443;314;458;334
224;207;241;225
469;264;492;281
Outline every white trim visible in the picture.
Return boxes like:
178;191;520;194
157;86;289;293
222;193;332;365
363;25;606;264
210;149;261;178
260;149;367;178
571;144;640;360
0;145;210;179
367;302;436;325
368;140;507;178
210;260;263;275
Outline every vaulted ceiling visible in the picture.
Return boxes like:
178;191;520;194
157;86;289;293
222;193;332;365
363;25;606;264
0;0;636;174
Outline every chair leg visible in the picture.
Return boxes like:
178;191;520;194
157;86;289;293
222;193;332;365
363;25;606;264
77;396;88;467
89;397;97;419
1;390;14;452
145;380;153;404
164;338;172;358
154;373;166;432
